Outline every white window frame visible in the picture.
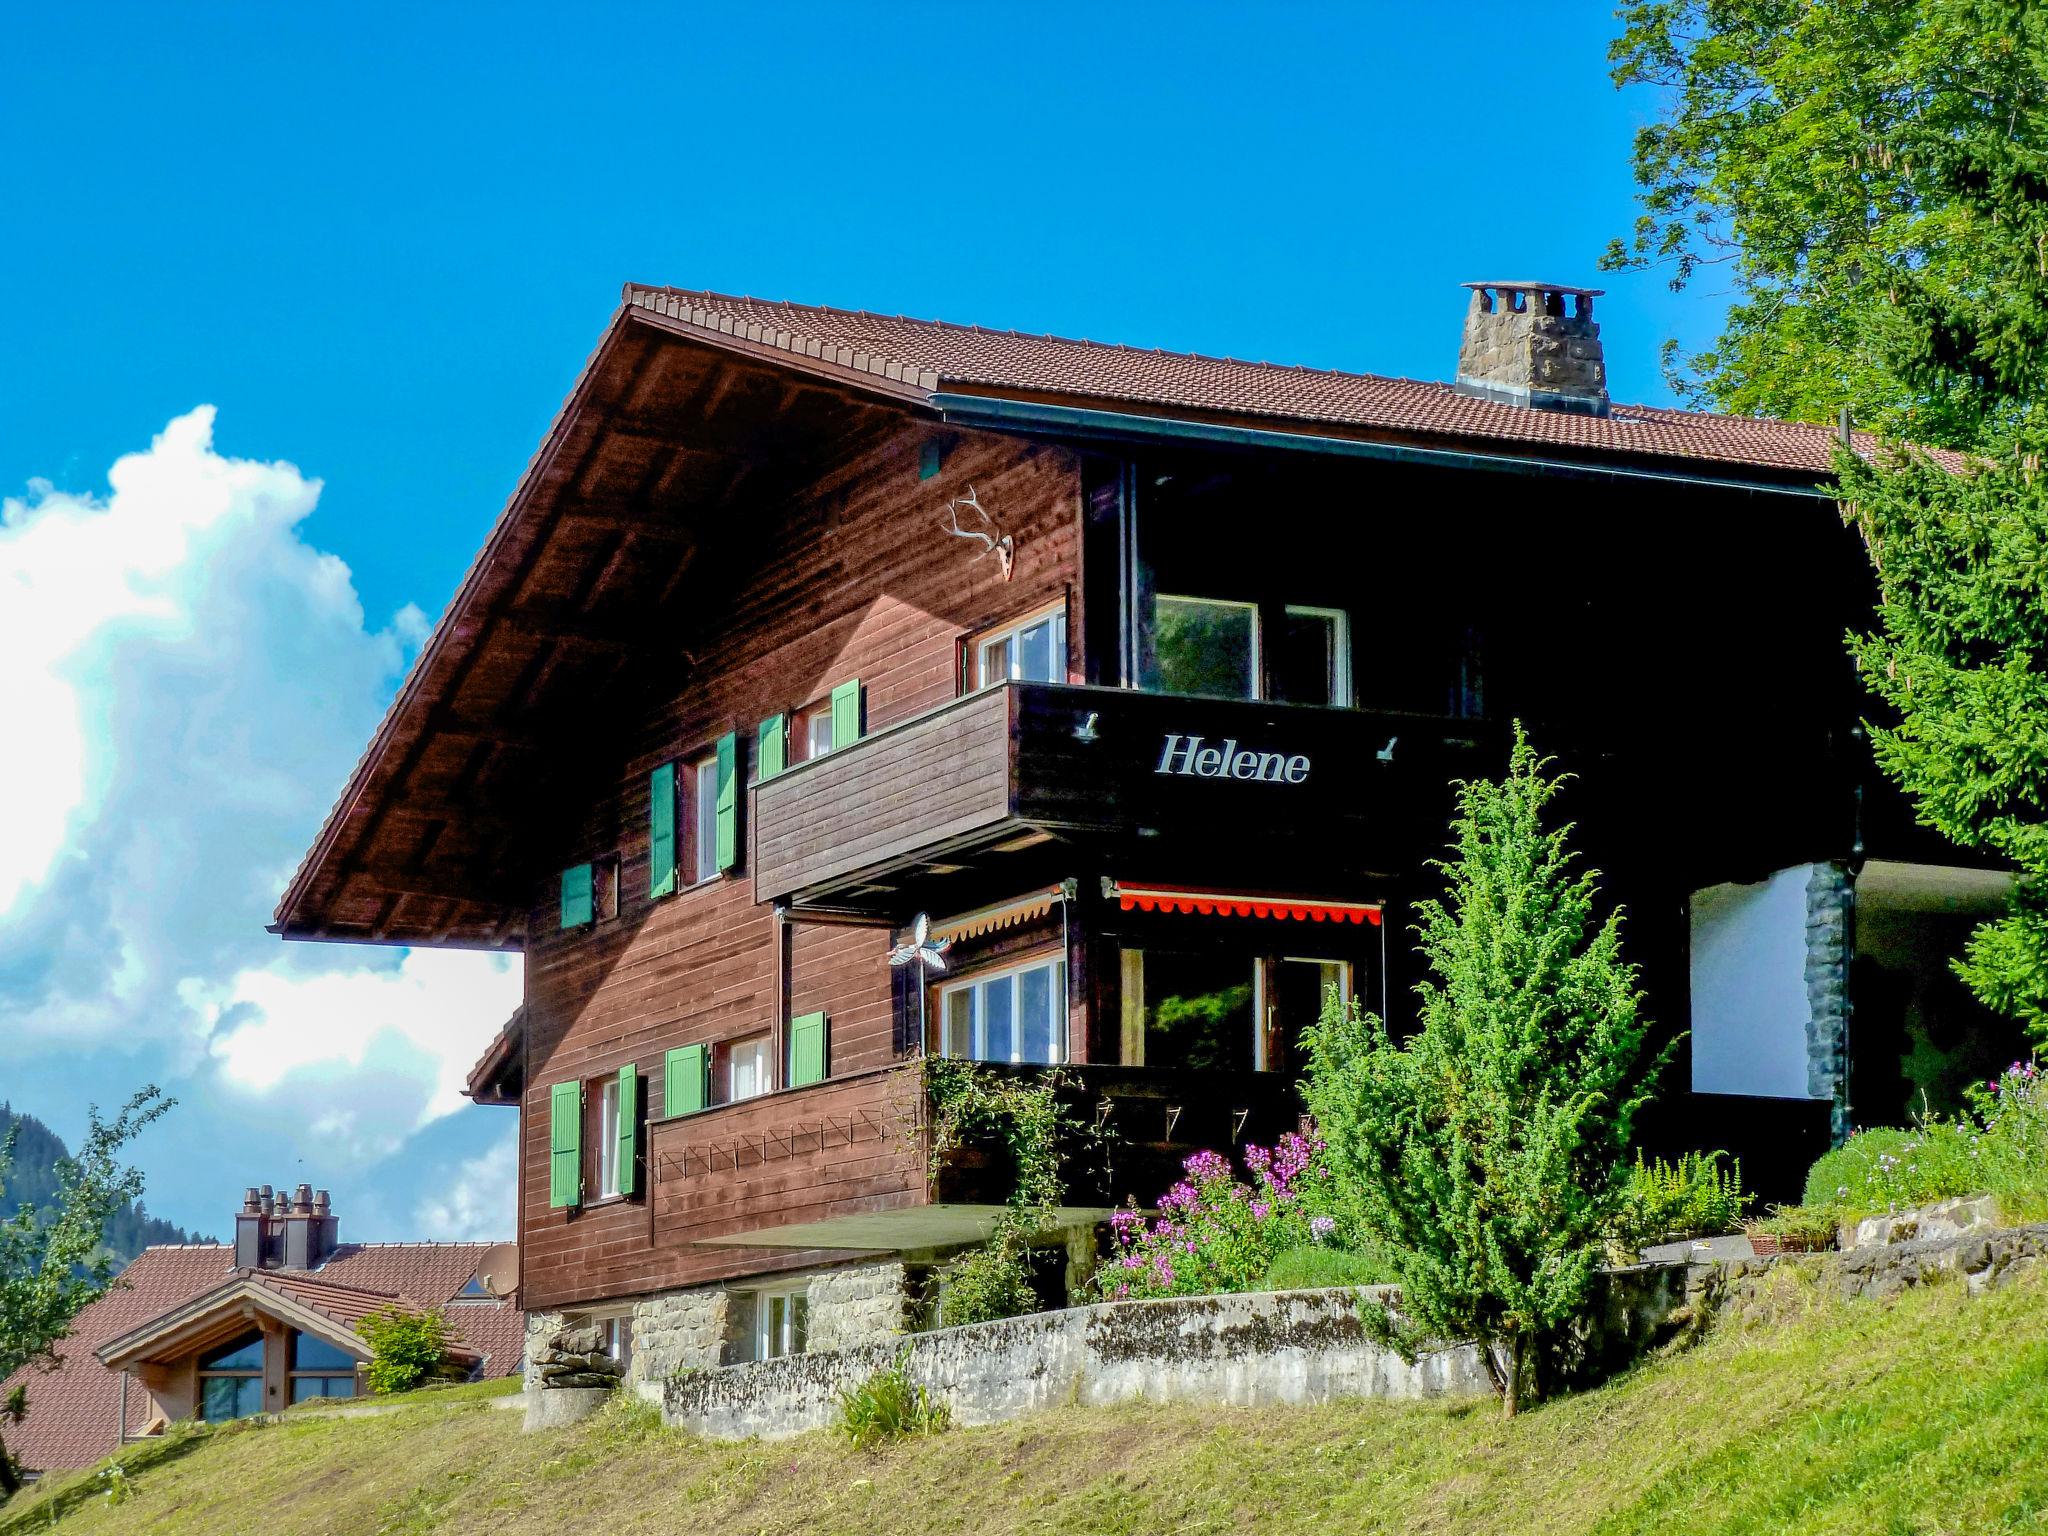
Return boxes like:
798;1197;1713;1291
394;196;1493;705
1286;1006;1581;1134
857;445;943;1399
936;954;1068;1066
1281;605;1352;707
742;1283;809;1362
1153;593;1261;700
972;602;1068;690
799;701;835;760
725;1033;771;1104
691;752;719;884
594;1077;622;1199
1254;956;1354;1071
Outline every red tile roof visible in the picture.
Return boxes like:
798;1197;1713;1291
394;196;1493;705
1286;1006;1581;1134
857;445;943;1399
1;1243;522;1472
622;284;1873;478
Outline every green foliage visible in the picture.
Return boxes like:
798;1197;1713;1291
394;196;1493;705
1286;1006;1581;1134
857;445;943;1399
1259;1244;1395;1292
1617;1151;1751;1247
1799;1062;2048;1222
1607;0;2048;449
1302;730;1669;1417
1743;1204;1841;1253
0;1087;173;1496
357;1306;457;1396
836;1349;949;1450
1844;441;2048;1039
922;1060;1091;1327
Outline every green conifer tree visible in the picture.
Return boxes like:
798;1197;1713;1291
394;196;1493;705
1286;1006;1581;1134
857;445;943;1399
1304;732;1666;1418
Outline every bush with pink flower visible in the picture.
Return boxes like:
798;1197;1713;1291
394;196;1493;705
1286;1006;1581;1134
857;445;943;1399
1096;1132;1383;1300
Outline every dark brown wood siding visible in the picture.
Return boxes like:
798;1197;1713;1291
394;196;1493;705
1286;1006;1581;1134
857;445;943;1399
518;410;1082;1311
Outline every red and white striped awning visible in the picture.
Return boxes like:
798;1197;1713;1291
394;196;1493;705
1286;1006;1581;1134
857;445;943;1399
1109;882;1382;926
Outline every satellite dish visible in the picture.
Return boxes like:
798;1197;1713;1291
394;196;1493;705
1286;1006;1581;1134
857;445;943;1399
474;1243;518;1298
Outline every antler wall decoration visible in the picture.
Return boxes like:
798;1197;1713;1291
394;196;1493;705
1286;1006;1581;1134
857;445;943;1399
940;485;1016;581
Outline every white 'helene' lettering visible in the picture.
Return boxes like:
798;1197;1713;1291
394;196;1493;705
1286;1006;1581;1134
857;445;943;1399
1155;734;1309;784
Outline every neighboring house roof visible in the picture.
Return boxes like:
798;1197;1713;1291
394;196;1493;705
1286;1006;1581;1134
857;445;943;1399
619;284;1877;478
1;1243;522;1473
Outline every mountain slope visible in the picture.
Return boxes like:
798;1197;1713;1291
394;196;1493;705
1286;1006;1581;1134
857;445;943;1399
0;1106;206;1266
6;1258;2047;1535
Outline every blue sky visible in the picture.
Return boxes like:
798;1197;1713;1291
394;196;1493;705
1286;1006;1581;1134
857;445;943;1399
0;3;1726;1241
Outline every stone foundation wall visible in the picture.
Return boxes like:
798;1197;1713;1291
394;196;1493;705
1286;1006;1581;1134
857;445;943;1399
804;1262;908;1353
1700;1221;2048;1323
521;1310;564;1392
665;1287;1495;1440
1804;860;1853;1135
629;1287;728;1390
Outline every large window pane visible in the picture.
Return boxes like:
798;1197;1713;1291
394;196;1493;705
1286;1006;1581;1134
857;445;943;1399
1150;596;1257;699
290;1332;355;1371
199;1332;264;1372
1016;615;1059;683
1273;607;1349;706
1142;951;1255;1073
1017;962;1060;1065
202;1375;263;1422
980;976;1015;1062
979;635;1012;685
942;988;972;1057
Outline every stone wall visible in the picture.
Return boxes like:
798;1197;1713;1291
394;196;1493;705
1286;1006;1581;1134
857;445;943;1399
1804;860;1854;1135
521;1310;564;1393
803;1262;908;1354
629;1287;728;1391
1700;1220;2048;1324
665;1287;1496;1440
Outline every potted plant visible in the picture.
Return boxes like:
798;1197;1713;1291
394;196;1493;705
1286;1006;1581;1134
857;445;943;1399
1744;1204;1836;1256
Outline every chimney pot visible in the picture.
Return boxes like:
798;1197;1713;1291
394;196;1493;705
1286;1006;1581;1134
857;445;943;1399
1454;281;1609;416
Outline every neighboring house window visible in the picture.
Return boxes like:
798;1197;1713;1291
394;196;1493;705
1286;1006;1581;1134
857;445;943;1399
736;1286;808;1363
288;1331;359;1404
937;956;1066;1066
593;1075;622;1199
971;604;1067;689
197;1330;265;1422
453;1274;493;1300
721;1033;771;1104
691;753;720;883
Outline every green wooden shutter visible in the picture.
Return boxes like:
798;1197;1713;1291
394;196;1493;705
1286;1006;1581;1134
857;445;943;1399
614;1064;639;1197
789;1012;828;1087
649;763;677;898
757;713;785;781
715;730;738;872
548;1081;582;1208
559;864;594;930
664;1043;708;1118
830;679;862;749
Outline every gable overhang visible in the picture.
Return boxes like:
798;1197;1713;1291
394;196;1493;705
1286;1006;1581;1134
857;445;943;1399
272;301;934;949
94;1277;373;1373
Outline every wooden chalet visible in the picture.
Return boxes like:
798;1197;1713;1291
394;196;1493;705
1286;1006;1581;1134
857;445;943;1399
275;280;2015;1368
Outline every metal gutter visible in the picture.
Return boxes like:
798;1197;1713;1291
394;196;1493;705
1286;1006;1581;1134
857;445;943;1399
932;393;1835;500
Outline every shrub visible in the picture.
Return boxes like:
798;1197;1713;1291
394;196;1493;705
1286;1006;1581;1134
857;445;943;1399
1096;1132;1346;1301
1260;1244;1395;1291
933;1242;1038;1329
1798;1061;2048;1223
356;1305;457;1395
837;1350;948;1450
1617;1151;1750;1246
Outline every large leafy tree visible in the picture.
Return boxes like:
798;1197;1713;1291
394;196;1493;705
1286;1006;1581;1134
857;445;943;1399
1606;0;2048;449
0;1088;172;1495
1612;1;2048;1043
1303;734;1665;1418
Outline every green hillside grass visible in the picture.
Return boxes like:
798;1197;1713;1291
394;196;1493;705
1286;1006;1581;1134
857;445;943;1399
8;1261;2048;1535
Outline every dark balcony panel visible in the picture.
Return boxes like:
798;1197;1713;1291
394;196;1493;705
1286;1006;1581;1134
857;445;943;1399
753;687;1015;905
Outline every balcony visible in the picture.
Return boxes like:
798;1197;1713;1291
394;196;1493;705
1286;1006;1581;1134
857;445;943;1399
648;1060;1305;1253
752;681;1494;912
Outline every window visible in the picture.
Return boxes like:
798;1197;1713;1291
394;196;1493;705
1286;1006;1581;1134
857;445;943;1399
799;701;834;760
599;1316;632;1373
971;605;1067;689
1272;606;1351;707
1124;950;1255;1073
287;1330;358;1404
937;956;1066;1065
593;855;622;921
691;754;720;883
1261;957;1352;1074
736;1287;809;1363
197;1330;266;1422
721;1033;771;1104
593;1076;622;1199
1150;595;1259;700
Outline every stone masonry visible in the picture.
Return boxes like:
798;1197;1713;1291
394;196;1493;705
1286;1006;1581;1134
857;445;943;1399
803;1262;909;1353
628;1287;728;1391
1804;860;1853;1136
1453;282;1609;416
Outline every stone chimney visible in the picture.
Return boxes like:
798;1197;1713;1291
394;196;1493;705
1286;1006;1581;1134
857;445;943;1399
232;1182;339;1270
1454;281;1609;417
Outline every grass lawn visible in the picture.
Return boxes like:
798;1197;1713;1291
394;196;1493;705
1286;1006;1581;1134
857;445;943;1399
7;1262;2048;1535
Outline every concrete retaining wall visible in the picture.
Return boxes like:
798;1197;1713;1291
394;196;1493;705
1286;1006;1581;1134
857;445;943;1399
664;1286;1491;1440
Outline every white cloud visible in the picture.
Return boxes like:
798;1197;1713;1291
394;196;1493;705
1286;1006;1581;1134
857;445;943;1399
0;407;521;1179
413;1128;519;1243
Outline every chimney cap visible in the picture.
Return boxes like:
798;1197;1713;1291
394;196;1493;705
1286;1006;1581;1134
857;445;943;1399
1462;280;1604;297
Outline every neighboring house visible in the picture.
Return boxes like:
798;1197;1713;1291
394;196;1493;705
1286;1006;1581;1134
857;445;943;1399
1;1185;520;1474
271;278;2014;1384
